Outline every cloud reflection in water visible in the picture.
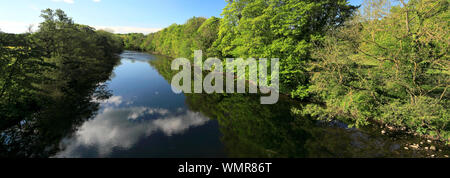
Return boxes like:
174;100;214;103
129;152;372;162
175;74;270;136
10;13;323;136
56;96;210;157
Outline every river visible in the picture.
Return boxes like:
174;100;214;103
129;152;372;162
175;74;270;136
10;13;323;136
53;51;447;158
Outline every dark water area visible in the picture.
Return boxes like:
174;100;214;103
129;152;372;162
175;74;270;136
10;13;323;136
2;51;447;158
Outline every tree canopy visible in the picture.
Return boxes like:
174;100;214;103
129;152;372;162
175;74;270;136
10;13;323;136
305;0;449;141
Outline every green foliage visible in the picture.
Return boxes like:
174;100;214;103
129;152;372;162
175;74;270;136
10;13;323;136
214;0;358;95
195;17;221;57
129;17;208;59
119;33;145;51
0;9;123;157
0;33;52;128
307;0;449;142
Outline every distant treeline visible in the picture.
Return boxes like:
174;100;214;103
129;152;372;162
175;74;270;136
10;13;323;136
121;0;449;142
0;9;124;156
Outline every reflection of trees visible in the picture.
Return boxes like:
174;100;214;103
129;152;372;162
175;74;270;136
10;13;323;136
185;93;437;158
148;54;177;81
149;55;437;158
186;93;311;158
0;56;118;158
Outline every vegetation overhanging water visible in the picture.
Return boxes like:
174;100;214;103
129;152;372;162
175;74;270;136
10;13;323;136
0;0;448;158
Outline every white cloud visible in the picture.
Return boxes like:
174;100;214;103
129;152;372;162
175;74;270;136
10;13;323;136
94;26;163;34
96;96;123;107
93;0;101;2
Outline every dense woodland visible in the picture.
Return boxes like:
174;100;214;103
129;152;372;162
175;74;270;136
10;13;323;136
0;9;123;156
121;0;449;143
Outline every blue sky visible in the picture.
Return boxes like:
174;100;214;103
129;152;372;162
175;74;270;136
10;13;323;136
0;0;364;34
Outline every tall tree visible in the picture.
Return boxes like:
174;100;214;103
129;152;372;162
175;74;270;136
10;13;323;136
213;0;358;97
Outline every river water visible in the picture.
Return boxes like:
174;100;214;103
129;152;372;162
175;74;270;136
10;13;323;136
54;51;448;158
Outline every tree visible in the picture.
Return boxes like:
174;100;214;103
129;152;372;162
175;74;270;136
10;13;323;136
213;0;358;97
195;17;221;57
120;33;145;51
0;32;53;129
306;0;449;142
135;17;207;59
0;9;124;157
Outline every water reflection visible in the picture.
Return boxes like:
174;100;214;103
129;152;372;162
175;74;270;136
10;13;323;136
56;103;209;157
149;52;449;158
0;76;114;158
55;51;222;158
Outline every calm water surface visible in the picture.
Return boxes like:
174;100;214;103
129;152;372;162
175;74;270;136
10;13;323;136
56;51;225;158
55;51;448;158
